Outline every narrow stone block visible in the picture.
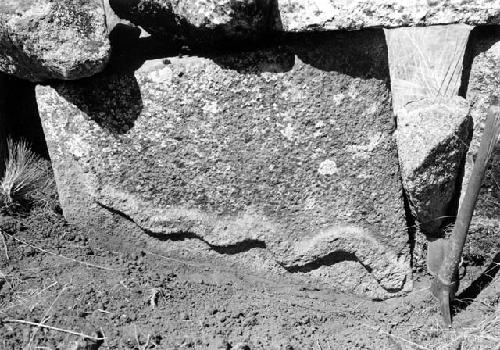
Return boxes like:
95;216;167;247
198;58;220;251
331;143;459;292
385;25;473;235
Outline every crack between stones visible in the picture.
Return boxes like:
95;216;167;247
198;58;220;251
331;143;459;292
282;250;373;274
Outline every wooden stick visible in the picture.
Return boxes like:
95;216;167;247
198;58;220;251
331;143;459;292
438;104;500;287
3;319;105;341
432;102;500;327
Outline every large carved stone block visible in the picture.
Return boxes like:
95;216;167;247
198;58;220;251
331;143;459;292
36;31;411;298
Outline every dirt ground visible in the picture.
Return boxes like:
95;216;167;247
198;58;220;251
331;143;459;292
0;162;499;350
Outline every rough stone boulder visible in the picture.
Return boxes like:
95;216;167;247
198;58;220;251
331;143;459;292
109;0;273;43
385;25;473;235
396;97;472;234
0;0;110;82
36;31;411;299
277;0;500;31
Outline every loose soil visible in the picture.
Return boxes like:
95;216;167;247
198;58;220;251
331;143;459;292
0;163;499;350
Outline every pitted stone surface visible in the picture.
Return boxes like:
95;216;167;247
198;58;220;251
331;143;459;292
276;0;500;32
397;97;472;234
0;0;110;82
37;32;411;298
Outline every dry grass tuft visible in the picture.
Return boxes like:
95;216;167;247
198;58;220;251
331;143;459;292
0;138;46;209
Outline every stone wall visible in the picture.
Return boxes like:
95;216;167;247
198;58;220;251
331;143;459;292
1;0;499;298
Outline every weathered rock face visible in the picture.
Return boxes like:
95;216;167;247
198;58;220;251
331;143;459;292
36;30;411;299
110;0;273;43
461;27;500;262
385;25;473;235
277;1;500;32
397;97;472;234
0;0;110;82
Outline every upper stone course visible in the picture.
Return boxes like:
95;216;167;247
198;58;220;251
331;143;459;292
277;0;500;32
2;0;500;80
110;0;500;42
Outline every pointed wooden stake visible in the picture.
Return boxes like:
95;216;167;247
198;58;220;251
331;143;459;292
432;102;500;326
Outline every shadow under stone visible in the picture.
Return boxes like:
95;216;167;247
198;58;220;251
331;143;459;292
460;25;500;98
284;29;391;81
109;0;280;52
0;73;48;158
51;24;161;135
207;28;391;79
53;23;393;136
96;201;267;255
283;250;373;274
211;48;295;73
453;251;500;312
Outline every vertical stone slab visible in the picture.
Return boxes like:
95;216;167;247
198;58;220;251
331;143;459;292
385;25;473;235
385;24;472;116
